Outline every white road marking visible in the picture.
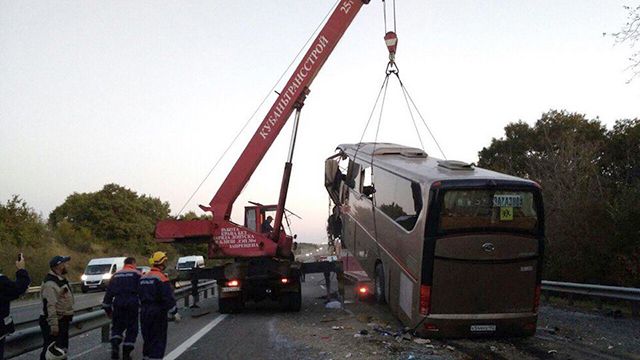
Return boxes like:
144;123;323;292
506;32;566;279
164;314;228;360
69;343;104;359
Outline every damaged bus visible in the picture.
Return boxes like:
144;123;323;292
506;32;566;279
325;143;544;338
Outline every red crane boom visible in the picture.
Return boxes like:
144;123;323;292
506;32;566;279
156;0;371;259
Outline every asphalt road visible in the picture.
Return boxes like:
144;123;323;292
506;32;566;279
10;274;640;360
11;274;337;360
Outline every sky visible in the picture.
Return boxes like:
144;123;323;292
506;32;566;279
1;0;639;244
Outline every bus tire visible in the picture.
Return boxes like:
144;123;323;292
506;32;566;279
374;263;386;304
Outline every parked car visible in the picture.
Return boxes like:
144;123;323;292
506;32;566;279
80;257;126;293
136;266;151;274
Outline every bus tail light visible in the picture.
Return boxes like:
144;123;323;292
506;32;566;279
533;285;541;312
419;285;431;316
423;323;439;332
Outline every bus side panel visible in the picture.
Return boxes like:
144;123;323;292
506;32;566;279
344;189;378;281
346;188;409;325
373;210;424;324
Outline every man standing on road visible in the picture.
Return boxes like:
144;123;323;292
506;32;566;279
39;256;74;360
139;251;180;360
0;253;31;359
102;257;141;360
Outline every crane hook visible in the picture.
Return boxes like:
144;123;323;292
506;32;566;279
384;31;398;62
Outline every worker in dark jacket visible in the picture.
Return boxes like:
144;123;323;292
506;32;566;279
102;257;141;360
261;216;274;233
0;253;31;360
139;251;179;360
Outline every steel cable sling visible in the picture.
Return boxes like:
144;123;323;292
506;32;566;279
350;0;448;309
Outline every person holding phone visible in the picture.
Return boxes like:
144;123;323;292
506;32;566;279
0;253;31;359
39;255;74;360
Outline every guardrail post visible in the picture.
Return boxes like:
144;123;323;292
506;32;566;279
101;324;110;343
567;294;574;306
184;295;190;308
632;301;639;318
191;278;200;308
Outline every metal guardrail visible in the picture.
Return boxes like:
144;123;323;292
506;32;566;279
541;280;640;317
26;282;82;296
4;280;217;359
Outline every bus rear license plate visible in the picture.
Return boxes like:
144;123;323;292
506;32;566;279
221;287;241;293
470;325;496;332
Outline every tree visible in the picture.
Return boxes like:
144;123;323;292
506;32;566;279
611;4;640;81
604;119;640;286
0;195;47;248
49;184;171;253
477;111;633;284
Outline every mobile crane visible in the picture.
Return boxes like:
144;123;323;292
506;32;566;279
155;0;395;312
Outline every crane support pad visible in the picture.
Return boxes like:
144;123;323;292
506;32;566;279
176;266;226;281
155;219;213;242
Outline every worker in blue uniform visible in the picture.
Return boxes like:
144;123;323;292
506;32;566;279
102;257;141;360
139;251;180;360
0;253;30;360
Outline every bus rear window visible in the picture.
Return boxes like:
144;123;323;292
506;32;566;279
439;189;539;233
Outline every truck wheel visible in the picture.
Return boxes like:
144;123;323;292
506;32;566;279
280;282;302;312
218;298;232;313
219;296;242;313
288;287;302;312
374;263;386;304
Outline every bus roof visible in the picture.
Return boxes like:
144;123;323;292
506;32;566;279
337;142;536;186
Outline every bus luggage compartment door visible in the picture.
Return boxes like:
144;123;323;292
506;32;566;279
429;234;539;315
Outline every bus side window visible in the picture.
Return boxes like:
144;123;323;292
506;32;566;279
375;170;422;231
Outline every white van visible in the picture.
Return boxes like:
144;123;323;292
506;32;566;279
80;257;126;292
176;256;205;271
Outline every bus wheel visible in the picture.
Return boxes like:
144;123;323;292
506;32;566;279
374;264;386;304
